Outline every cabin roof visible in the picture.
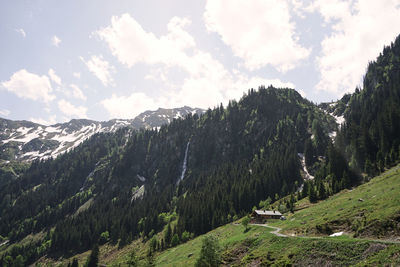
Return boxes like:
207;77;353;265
253;210;282;216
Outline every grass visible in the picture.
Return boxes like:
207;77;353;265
156;223;266;266
270;164;400;238
154;223;400;266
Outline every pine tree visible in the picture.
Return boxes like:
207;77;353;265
85;244;99;267
195;235;220;267
164;223;172;247
71;258;79;267
308;183;317;203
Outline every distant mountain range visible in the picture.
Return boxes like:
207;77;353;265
0;106;204;162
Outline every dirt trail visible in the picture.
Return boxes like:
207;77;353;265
248;223;400;244
249;223;288;237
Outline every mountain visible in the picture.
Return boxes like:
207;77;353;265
0;106;204;162
1;34;400;267
0;86;336;263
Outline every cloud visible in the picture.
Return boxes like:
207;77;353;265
97;13;295;118
30;115;57;126
15;28;26;38
313;0;400;94
96;14;195;68
58;99;87;118
73;72;81;79
52;35;61;47
81;55;115;86
204;0;310;72
48;68;62;86
0;109;10;117
1;69;55;102
175;54;296;109
69;84;86;100
101;92;162;119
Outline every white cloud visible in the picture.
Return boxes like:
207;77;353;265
30;115;57;126
1;69;55;102
314;0;400;94
52;35;61;47
0;109;11;117
96;14;195;68
81;55;115;86
15;28;26;38
73;72;81;79
101;93;162;119
58;99;87;118
48;68;62;86
204;0;310;72
69;84;86;100
97;13;295;117
175;54;296;109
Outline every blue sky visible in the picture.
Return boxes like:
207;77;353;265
1;0;400;124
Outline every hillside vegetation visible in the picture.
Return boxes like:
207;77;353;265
1;33;400;266
29;164;400;266
271;164;400;239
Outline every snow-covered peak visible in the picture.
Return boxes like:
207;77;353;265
131;106;204;130
0;106;204;162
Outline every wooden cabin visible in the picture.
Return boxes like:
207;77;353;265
251;210;282;222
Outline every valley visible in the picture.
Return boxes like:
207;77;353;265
1;31;400;267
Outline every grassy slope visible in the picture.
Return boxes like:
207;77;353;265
154;164;400;266
32;165;400;266
155;223;400;266
270;164;400;238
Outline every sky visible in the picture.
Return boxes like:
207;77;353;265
1;0;400;124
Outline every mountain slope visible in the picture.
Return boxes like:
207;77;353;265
0;106;204;162
27;164;400;266
157;164;400;267
271;164;400;239
0;86;336;266
1;33;400;267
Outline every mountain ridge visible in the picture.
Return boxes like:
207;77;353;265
1;33;400;267
0;106;204;162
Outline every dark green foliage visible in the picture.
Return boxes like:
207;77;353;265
0;87;334;263
68;258;79;267
85;243;99;267
195;235;220;267
171;234;180;247
308;183;317;203
242;217;250;232
2;32;400;264
149;235;158;252
127;250;138;267
164;224;172;247
336;35;400;176
304;138;316;168
146;249;155;267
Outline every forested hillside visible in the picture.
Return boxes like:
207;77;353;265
0;87;334;265
306;34;400;204
1;34;400;267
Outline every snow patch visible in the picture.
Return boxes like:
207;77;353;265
174;111;182;119
334;115;345;126
329;131;337;140
330;232;344;237
45;126;60;133
2;127;40;144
